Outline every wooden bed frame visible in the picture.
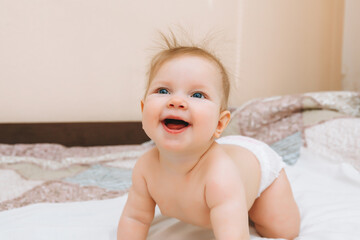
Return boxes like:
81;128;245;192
0;122;149;146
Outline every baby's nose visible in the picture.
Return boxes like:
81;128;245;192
167;96;187;109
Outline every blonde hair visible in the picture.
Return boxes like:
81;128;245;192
145;31;230;111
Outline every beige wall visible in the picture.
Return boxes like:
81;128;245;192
234;0;343;104
342;0;360;91
0;0;344;123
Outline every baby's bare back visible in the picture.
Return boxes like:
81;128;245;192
143;143;262;228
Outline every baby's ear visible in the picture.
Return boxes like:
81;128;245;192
214;110;231;138
140;100;144;113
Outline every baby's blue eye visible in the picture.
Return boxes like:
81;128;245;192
158;88;169;94
192;92;204;99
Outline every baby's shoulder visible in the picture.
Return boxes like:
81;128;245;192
133;147;159;173
202;143;259;179
139;146;158;161
201;146;245;194
202;144;240;176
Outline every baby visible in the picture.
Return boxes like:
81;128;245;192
117;34;300;240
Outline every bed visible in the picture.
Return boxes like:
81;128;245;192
1;91;359;240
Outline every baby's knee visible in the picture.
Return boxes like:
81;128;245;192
255;224;299;240
254;215;300;240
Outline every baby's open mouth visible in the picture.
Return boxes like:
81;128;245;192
163;119;189;130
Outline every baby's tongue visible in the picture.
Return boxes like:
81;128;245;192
167;123;185;130
166;119;187;130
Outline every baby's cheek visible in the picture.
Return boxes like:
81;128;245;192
196;109;220;131
142;107;157;133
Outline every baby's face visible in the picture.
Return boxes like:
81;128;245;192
141;55;225;151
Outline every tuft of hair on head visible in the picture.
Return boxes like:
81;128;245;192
159;30;181;49
145;28;230;111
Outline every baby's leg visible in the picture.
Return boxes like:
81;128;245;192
248;169;300;240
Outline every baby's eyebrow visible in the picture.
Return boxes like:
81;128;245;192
190;83;211;91
149;80;171;87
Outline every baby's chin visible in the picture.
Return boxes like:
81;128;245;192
157;138;190;150
158;137;216;154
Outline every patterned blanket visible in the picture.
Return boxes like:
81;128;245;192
1;91;359;212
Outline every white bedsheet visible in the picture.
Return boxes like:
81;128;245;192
0;147;359;240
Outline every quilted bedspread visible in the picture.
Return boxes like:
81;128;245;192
1;91;359;212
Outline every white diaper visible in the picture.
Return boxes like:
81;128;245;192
216;135;286;197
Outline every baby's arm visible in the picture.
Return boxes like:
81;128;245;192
117;157;156;240
205;163;250;240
